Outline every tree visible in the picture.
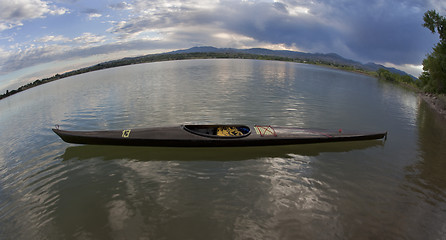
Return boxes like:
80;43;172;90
377;68;393;82
421;10;446;93
423;10;446;43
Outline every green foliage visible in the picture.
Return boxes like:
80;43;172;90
377;68;418;88
423;10;446;43
377;68;392;81
420;10;446;93
422;42;446;93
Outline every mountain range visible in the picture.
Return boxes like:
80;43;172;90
169;46;412;77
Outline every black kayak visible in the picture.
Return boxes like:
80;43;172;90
52;124;387;147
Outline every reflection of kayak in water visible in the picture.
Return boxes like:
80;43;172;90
61;140;386;162
53;124;387;147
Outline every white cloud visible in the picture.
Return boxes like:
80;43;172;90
109;2;133;10
0;43;69;74
429;0;446;10
383;62;424;77
34;33;105;45
49;6;69;16
0;22;18;31
0;32;108;74
73;32;106;45
82;8;102;20
0;46;9;61
88;13;102;20
107;0;220;39
0;0;68;31
36;35;70;43
213;32;254;42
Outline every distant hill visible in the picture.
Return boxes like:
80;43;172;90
362;62;410;76
169;46;414;78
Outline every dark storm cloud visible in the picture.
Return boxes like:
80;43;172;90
209;0;439;64
103;0;442;66
333;0;438;64
218;1;339;50
111;0;439;65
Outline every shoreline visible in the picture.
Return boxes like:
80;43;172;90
419;93;446;120
377;70;446;121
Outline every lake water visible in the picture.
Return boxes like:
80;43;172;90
1;59;445;239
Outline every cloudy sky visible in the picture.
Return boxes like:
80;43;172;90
0;0;444;92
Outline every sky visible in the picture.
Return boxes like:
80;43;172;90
0;0;445;92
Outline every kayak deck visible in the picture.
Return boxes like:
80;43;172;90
52;124;387;147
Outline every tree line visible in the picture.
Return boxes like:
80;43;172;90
377;68;418;88
419;10;446;93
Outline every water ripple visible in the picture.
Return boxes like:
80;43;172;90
1;59;446;239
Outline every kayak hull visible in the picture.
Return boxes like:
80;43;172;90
52;125;387;147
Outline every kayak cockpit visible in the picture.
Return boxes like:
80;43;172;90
183;125;251;138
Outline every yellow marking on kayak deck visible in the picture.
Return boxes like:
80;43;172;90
122;130;131;138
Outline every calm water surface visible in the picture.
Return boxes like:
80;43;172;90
1;59;445;239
